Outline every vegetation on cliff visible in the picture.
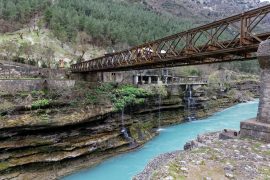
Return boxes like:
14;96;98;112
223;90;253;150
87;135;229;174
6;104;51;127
83;83;152;111
110;85;152;111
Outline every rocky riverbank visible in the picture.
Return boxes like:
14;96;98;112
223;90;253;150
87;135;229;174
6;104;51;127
134;131;270;180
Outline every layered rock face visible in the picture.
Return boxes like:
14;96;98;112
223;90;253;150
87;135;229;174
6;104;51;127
0;79;260;179
0;87;188;179
0;107;123;179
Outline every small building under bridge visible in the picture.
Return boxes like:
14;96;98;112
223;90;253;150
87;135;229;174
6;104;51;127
86;70;208;86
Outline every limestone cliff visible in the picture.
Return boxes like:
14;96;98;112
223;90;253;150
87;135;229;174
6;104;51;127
0;78;259;179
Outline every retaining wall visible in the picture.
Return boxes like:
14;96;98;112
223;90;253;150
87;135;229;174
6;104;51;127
0;79;75;93
0;60;68;79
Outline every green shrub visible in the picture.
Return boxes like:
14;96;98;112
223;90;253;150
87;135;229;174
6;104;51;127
13;57;26;64
110;85;151;111
70;100;78;107
149;85;168;97
85;92;98;105
28;59;37;66
31;90;45;97
83;83;114;105
95;83;114;94
31;99;51;109
82;84;151;109
41;62;48;68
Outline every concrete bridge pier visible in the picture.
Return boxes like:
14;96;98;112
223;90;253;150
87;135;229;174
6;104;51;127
241;40;270;142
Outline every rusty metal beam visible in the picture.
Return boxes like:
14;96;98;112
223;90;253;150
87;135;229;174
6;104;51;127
71;5;270;73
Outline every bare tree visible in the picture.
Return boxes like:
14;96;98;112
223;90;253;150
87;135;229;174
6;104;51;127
75;32;90;63
0;40;17;78
20;42;34;64
18;33;23;39
44;46;55;68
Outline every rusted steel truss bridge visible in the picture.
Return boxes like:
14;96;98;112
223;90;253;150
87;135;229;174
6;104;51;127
71;5;270;73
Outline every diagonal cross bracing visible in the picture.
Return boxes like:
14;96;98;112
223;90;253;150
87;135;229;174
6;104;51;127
71;5;270;72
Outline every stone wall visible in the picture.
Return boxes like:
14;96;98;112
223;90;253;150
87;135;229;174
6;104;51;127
71;71;134;84
0;60;68;79
0;79;75;93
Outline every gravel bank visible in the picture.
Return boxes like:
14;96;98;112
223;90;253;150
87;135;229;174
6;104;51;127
134;131;270;180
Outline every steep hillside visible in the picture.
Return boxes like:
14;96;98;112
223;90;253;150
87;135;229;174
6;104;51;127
0;28;106;68
145;0;268;22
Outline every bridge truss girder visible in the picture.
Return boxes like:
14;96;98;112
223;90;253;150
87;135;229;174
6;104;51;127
71;5;270;72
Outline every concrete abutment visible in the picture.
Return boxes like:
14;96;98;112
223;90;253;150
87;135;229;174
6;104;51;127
241;40;270;142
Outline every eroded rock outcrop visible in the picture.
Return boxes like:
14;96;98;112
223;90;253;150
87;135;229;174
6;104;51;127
0;86;187;179
0;77;260;179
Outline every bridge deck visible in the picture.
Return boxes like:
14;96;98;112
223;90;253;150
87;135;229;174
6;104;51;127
71;5;270;72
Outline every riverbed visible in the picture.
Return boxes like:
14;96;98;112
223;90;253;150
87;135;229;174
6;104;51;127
63;100;259;180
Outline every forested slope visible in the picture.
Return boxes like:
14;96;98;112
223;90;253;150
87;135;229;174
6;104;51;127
0;0;195;48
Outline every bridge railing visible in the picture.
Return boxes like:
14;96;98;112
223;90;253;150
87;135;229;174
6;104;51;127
71;5;270;72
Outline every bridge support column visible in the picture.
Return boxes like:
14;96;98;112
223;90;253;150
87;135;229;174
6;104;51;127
241;40;270;142
157;77;162;85
148;76;152;84
134;75;139;85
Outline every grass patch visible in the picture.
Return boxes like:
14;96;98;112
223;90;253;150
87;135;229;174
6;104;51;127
250;142;264;154
191;147;212;154
31;90;46;97
151;171;160;179
0;162;9;171
259;166;270;179
168;162;186;180
0;101;14;112
39;114;50;122
262;150;270;156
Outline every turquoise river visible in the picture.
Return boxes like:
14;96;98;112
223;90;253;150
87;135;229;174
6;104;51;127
64;100;259;180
